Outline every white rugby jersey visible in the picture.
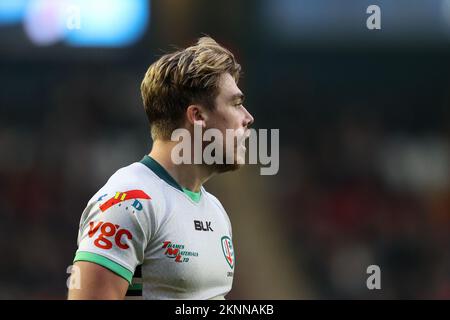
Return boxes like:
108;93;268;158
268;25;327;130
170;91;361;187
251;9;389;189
73;155;235;300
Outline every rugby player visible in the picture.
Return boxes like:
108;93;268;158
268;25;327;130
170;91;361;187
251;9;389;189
68;36;254;299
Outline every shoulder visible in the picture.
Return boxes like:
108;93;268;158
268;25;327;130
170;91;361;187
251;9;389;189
86;162;168;220
98;162;166;203
203;189;232;233
79;161;169;241
203;189;226;213
105;162;161;191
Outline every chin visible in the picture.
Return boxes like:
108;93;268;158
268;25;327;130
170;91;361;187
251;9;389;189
213;162;242;174
206;148;246;173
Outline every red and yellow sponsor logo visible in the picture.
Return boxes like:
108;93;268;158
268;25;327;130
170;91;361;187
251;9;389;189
99;190;151;212
88;221;132;250
162;241;198;263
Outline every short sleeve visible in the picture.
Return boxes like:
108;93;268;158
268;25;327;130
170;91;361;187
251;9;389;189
74;189;153;284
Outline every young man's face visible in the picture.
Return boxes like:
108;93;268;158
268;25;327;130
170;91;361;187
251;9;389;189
204;72;254;172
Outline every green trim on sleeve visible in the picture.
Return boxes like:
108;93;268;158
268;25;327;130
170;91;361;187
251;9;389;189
74;251;133;284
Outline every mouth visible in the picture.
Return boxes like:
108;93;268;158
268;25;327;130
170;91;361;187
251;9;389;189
237;139;247;155
241;130;250;147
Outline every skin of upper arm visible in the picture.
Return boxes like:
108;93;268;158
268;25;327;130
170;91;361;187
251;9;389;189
67;261;129;300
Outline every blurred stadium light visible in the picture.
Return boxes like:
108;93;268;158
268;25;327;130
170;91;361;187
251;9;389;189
0;0;150;47
64;0;149;47
23;0;68;45
0;0;27;25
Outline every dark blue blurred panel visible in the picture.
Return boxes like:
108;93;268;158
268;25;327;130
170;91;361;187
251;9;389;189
260;0;450;46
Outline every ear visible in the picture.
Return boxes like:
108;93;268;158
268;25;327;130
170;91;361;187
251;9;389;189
186;104;207;128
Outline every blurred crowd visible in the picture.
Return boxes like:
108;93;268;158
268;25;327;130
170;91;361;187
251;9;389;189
280;124;449;299
0;66;152;298
1;52;449;299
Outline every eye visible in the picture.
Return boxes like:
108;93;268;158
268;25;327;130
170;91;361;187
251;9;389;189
234;100;243;107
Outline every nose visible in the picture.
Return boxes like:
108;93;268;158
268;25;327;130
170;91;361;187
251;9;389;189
242;106;254;128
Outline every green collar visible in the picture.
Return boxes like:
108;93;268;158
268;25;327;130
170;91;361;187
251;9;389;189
182;187;202;203
140;155;201;203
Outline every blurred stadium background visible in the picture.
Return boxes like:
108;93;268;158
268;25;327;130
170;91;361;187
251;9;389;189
0;0;449;299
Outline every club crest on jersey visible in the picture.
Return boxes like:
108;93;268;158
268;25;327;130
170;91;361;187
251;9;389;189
221;236;234;269
99;190;151;212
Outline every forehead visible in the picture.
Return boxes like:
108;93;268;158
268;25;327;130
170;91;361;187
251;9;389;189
216;73;242;100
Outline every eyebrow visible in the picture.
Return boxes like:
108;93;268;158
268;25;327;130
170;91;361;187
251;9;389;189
230;93;245;102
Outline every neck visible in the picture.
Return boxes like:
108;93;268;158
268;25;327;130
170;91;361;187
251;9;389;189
149;140;215;193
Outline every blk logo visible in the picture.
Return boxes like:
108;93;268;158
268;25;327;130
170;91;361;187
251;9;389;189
194;220;214;232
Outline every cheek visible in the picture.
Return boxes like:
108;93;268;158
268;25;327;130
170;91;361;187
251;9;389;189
208;108;241;131
223;111;242;128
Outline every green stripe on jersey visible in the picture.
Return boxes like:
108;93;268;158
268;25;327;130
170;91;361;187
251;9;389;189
74;251;133;284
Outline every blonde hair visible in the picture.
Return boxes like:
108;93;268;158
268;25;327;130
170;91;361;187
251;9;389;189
140;36;241;140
